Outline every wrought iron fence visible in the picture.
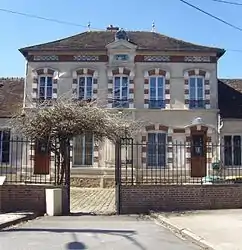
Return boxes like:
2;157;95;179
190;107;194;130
0;136;67;185
118;138;242;185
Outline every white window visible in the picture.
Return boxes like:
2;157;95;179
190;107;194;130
73;134;94;166
149;76;165;109
189;76;205;109
78;76;93;100
173;136;185;168
0;130;10;164
113;76;129;108
38;76;53;100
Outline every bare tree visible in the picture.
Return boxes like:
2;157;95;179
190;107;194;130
11;97;142;184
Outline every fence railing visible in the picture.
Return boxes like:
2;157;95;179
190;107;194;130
118;138;242;185
0;137;66;185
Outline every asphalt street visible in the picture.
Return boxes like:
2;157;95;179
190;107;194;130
0;215;201;250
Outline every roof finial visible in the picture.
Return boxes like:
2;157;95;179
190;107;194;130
151;21;156;32
87;21;91;32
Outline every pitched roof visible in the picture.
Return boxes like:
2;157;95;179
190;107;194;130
0;78;24;118
218;79;242;119
19;31;225;57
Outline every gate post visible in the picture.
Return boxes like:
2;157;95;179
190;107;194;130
64;139;71;215
115;139;122;215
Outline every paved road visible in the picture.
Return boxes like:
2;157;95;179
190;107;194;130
0;215;200;250
70;188;115;214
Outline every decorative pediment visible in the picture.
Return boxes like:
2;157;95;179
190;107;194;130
106;39;137;51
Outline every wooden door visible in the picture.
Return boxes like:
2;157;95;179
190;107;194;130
191;128;207;177
34;140;50;175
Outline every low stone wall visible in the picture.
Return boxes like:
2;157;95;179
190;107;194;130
0;184;68;214
120;184;242;214
70;177;115;188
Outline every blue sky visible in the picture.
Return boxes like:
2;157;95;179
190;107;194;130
0;0;242;78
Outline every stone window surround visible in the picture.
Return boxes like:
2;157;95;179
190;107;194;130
141;124;173;169
184;69;211;109
32;67;58;101
107;67;135;109
72;68;98;100
144;68;170;109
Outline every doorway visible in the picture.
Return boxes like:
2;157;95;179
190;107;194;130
190;126;207;177
34;140;50;174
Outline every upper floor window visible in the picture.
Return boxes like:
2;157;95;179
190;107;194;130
189;76;205;109
113;76;129;108
149;76;165;109
39;76;53;100
78;76;93;100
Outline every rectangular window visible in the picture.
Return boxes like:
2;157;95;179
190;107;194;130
149;77;165;109
147;133;166;168
173;137;185;168
189;77;205;109
73;134;94;166
39;76;53;100
79;76;93;100
113;76;129;108
0;130;10;164
224;135;241;166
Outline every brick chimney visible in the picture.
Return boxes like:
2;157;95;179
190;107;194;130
106;25;119;32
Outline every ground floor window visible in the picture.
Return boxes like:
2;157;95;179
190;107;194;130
0;130;10;164
173;136;185;168
147;133;166;167
224;135;241;166
73;134;93;166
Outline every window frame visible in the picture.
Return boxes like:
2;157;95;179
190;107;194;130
73;134;94;166
146;131;167;168
112;75;129;108
0;129;11;164
223;134;242;167
188;75;205;109
148;75;165;109
78;75;93;100
38;75;53;100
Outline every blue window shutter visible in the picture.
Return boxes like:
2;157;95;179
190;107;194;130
147;133;156;167
86;77;93;99
189;77;196;100
157;133;166;167
79;77;85;99
84;134;93;165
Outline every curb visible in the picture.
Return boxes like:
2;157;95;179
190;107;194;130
0;213;39;230
150;213;216;250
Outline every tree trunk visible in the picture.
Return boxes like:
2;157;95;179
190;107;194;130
58;138;70;185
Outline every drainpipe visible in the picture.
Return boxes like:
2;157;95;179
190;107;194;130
217;113;224;163
23;60;28;109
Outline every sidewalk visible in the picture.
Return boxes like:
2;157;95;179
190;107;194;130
0;212;37;229
152;209;242;250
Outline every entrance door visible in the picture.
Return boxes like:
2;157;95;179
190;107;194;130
34;140;50;174
191;128;207;177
